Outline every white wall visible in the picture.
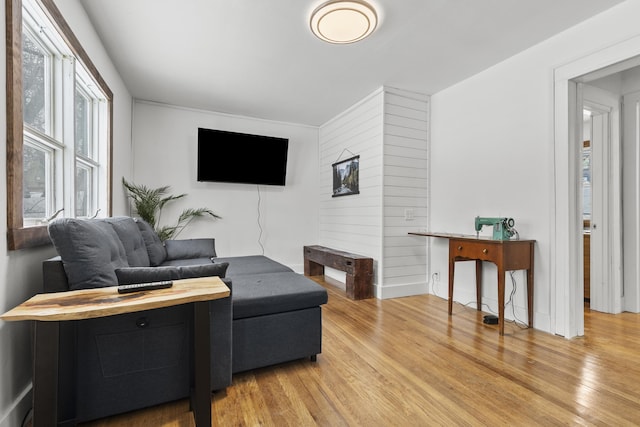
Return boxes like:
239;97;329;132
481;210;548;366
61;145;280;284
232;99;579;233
318;89;384;290
131;101;319;271
0;1;133;425
429;1;640;334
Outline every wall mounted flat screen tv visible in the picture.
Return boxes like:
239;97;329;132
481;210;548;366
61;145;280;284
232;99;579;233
197;128;289;186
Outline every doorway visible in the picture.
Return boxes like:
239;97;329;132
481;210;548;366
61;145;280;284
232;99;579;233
553;37;640;338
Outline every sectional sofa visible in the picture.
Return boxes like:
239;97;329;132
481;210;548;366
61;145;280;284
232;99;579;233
43;216;328;424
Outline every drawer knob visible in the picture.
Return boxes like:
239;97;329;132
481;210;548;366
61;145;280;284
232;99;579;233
482;248;488;254
458;246;463;251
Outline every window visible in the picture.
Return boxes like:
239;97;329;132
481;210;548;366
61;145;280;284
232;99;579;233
6;0;113;249
582;139;591;228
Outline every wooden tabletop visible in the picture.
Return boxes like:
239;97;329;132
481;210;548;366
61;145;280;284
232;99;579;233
409;231;479;239
408;231;536;243
0;276;230;322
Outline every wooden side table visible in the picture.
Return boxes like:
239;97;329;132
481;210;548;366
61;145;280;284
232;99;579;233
409;232;535;335
1;277;230;427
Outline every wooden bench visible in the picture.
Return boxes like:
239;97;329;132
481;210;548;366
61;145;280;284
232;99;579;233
303;245;373;300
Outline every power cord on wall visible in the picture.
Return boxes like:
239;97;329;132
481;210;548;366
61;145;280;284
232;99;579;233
432;268;528;329
256;185;265;255
431;272;447;301
454;272;528;329
506;271;529;329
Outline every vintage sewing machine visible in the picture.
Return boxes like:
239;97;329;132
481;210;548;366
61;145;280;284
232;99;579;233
475;216;515;240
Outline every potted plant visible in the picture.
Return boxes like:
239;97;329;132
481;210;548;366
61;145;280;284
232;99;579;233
122;178;220;240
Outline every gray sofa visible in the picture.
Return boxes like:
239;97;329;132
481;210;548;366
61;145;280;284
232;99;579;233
43;216;328;424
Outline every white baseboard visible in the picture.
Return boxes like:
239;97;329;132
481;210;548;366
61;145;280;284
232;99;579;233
378;281;429;299
0;384;32;427
289;263;305;274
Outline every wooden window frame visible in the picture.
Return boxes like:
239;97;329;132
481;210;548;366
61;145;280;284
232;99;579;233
6;0;113;250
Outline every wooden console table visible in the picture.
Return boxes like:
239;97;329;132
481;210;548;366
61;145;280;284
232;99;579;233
409;232;535;335
0;277;230;427
304;245;373;300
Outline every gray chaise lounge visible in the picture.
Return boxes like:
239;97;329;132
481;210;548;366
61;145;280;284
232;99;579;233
42;216;328;424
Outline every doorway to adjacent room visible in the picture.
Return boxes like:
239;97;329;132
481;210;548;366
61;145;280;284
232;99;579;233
554;38;640;338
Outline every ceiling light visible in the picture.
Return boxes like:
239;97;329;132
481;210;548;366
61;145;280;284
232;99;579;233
310;0;378;44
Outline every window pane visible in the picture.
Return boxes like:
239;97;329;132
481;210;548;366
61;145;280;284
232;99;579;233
583;145;591;222
75;165;90;217
22;33;46;133
75;87;90;156
23;144;48;220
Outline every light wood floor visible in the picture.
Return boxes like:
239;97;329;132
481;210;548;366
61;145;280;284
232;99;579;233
82;277;640;426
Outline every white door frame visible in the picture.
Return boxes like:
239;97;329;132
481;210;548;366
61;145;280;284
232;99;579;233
553;34;640;338
622;90;640;312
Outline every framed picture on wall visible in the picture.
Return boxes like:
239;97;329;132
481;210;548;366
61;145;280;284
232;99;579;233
332;155;360;197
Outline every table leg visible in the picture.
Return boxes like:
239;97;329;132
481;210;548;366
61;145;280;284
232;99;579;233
448;253;455;315
304;259;324;277
345;273;355;300
192;301;211;427
497;269;506;336
527;270;534;328
475;260;483;311
33;321;59;427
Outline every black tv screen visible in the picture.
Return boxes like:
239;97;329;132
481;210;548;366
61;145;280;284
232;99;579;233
197;128;289;186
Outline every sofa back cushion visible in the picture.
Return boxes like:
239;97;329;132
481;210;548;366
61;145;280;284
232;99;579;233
165;238;216;260
48;218;129;290
104;217;150;267
134;218;167;266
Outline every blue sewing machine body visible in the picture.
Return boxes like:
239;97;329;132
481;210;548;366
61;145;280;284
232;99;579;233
474;216;515;240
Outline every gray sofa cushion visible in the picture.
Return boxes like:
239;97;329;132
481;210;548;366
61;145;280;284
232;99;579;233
115;262;229;285
134;218;167;266
105;216;150;267
48;218;129;290
165;238;216;260
232;272;328;319
215;255;293;277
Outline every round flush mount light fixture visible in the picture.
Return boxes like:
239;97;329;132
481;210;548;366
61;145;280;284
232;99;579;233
310;0;378;44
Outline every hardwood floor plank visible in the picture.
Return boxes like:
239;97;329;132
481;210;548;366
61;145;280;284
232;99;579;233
80;277;640;427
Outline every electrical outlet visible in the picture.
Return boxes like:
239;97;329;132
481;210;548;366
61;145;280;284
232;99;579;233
404;208;414;221
433;272;440;282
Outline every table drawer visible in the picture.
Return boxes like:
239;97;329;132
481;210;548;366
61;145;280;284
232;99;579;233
451;240;497;262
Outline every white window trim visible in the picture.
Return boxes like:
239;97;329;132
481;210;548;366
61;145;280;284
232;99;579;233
21;0;109;223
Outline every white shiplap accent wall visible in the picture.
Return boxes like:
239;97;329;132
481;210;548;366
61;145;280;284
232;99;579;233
319;88;385;289
319;87;429;298
382;88;429;298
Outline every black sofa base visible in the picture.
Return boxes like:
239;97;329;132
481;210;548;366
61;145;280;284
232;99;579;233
233;307;322;373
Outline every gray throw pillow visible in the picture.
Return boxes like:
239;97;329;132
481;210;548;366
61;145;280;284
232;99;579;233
115;266;180;285
48;218;129;290
134;218;167;266
177;262;228;280
115;262;228;285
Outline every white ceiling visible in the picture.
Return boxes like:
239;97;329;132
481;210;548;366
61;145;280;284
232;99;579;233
79;0;623;126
